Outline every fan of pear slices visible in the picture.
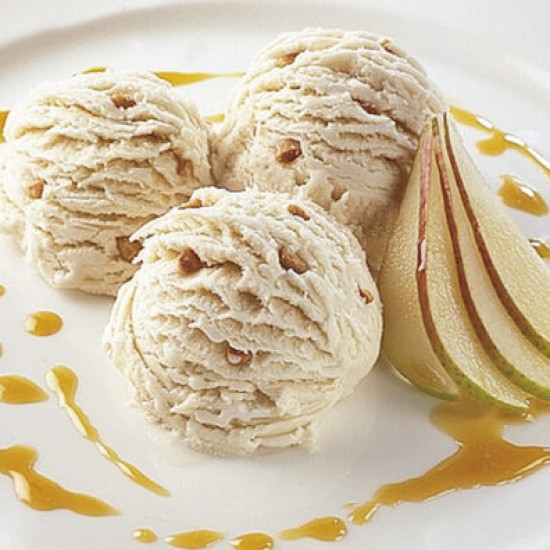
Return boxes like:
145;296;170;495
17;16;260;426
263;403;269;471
379;113;550;411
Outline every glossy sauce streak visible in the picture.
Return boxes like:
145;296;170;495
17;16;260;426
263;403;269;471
206;113;225;124
450;105;550;178
0;110;7;143
0;445;117;515
155;71;243;86
231;532;274;550
82;66;242;86
134;528;158;543
349;401;550;525
498;175;548;216
25;311;63;336
279;516;347;542
166;530;224;548
0;375;48;404
47;365;169;496
529;238;550;260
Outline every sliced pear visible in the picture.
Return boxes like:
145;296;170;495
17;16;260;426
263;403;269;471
443;116;550;357
414;124;528;411
379;131;460;400
434;116;550;399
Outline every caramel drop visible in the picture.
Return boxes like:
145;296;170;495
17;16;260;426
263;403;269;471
134;528;158;543
231;532;274;550
498;175;548;216
165;530;224;548
279;516;347;542
0;375;48;404
25;311;63;337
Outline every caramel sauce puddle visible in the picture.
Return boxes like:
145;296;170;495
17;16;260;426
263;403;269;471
165;529;224;548
0;110;7;143
133;528;158;543
350;400;550;525
279;516;347;542
47;365;169;496
529;238;550;260
450;105;550;178
154;71;242;86
498;175;548;216
82;66;242;86
25;311;63;337
231;532;274;550
0;445;117;516
0;375;48;404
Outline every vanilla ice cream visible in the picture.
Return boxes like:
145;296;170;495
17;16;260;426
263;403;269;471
211;28;445;272
0;70;211;295
103;187;382;456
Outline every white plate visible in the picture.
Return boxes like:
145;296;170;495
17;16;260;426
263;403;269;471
1;2;550;549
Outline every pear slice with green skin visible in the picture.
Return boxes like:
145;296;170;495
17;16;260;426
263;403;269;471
434;116;550;399
415;121;528;412
379;129;461;401
443;116;550;357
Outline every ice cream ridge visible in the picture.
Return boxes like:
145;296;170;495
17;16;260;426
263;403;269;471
211;28;446;272
103;187;382;456
0;70;211;295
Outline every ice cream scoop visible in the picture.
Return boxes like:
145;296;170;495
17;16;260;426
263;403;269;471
211;28;446;272
103;187;382;456
0;70;211;295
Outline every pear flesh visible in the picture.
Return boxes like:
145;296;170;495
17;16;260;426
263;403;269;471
442;116;550;357
379;110;550;410
434;116;550;399
416;121;528;410
379;132;460;400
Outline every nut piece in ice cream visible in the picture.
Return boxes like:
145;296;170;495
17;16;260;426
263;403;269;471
179;247;206;274
275;138;302;164
0;70;212;295
211;28;446;272
116;236;142;263
103;187;382;456
278;244;308;274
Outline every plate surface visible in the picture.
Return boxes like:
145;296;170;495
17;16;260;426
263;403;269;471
1;2;549;549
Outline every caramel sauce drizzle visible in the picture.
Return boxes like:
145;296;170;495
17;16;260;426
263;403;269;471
529;237;550;260
0;445;117;516
47;365;169;496
0;375;48;404
450;105;550;178
498;175;548;216
231;532;274;550
165;529;224;548
279;516;347;542
24;311;63;337
206;113;225;124
155;71;243;86
0;110;7;143
349;400;550;525
134;528;158;543
82;66;242;86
